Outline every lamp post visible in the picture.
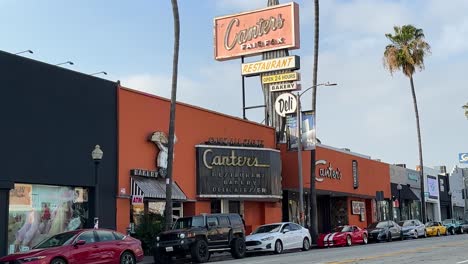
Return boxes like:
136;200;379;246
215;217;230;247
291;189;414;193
14;50;33;55
55;61;74;66
295;82;336;227
90;71;108;76
448;190;453;219
91;145;103;229
397;184;402;221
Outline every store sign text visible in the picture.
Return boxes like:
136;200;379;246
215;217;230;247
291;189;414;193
202;149;270;169
241;56;300;76
205;137;264;147
318;162;342;181
262;72;300;84
130;169;159;178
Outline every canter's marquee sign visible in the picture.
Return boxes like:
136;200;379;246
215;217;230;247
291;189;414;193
241;55;300;76
214;2;300;61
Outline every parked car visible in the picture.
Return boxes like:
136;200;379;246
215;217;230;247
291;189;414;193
318;225;368;247
458;220;468;233
153;213;246;264
367;220;403;242
0;229;144;264
425;221;448;237
398;219;426;239
246;222;311;254
442;219;464;235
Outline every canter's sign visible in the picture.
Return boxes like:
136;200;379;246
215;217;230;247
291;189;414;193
214;2;300;61
270;82;301;92
262;72;300;84
241;56;300;76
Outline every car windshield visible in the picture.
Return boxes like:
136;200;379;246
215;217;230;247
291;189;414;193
332;226;352;232
426;222;437;227
253;224;281;234
173;216;205;229
33;232;77;249
368;222;387;229
399;221;414;227
442;219;453;224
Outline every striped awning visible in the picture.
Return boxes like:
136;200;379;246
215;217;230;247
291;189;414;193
131;176;187;201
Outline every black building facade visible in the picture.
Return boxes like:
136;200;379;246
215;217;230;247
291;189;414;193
0;51;118;256
439;174;452;220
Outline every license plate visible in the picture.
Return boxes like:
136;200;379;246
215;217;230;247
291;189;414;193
165;247;174;252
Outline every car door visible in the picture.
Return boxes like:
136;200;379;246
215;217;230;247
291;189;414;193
289;223;303;248
218;216;231;244
280;224;294;249
69;231;102;263
206;216;222;247
389;221;400;238
96;230;121;264
351;226;361;243
416;220;425;236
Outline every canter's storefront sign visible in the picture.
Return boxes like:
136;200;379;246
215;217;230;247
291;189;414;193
196;145;282;199
214;2;300;61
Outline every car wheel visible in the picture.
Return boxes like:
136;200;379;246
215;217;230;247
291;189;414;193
51;258;67;264
120;251;135;264
437;230;440;237
274;240;283;254
387;232;392;242
230;237;246;259
345;235;352;246
362;234;368;245
302;237;311;251
460;228;464;234
191;239;210;263
451;228;455;235
414;231;418;239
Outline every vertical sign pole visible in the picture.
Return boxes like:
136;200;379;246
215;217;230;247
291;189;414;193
241;56;246;120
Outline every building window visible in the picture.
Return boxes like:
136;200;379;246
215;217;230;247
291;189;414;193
211;200;221;214
229;201;241;214
8;183;89;254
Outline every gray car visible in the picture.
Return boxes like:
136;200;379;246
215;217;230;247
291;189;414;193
398;219;426;239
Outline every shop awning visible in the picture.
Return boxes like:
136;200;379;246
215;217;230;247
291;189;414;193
391;183;419;201
131;176;187;201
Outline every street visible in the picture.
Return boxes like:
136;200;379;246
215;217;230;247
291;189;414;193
208;235;468;264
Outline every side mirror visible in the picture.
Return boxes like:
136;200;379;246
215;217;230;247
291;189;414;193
282;229;290;233
74;240;86;246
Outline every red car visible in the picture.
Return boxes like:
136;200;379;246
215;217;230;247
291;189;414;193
0;229;144;264
318;225;368;247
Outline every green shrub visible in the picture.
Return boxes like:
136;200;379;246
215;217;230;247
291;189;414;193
133;213;164;255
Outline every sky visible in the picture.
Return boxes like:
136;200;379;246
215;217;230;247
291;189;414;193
1;0;467;171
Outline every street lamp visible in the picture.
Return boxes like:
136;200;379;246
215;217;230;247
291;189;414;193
90;71;108;76
15;50;33;55
397;184;402;220
91;145;103;229
55;61;74;66
296;82;337;226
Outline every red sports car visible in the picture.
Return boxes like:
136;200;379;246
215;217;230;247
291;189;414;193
318;225;368;247
0;229;144;264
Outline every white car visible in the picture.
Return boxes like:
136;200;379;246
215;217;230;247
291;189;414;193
246;222;311;254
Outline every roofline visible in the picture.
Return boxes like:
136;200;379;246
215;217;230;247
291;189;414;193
119;86;275;131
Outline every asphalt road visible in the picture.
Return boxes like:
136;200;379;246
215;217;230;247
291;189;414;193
207;234;468;264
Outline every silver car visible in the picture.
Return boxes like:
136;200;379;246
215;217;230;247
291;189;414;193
398;219;426;239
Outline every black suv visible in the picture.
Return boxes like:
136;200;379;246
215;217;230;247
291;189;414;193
153;213;246;263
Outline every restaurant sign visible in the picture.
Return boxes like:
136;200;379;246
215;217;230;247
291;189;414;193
214;2;300;61
196;145;282;199
241;55;300;76
262;72;300;84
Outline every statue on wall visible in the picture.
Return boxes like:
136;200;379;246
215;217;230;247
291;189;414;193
150;131;177;178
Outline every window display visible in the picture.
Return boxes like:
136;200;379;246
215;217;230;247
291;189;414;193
8;183;89;253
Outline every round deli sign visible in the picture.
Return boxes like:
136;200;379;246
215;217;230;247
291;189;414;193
274;92;297;117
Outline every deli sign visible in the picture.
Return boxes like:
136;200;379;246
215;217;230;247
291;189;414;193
214;2;300;61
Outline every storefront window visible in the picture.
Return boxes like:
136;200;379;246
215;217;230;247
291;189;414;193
8;183;89;253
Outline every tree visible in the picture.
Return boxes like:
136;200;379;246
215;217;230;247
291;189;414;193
309;0;320;244
463;103;468;119
383;25;431;222
165;0;180;231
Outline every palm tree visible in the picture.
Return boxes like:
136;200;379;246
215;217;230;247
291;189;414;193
165;0;180;231
309;0;320;245
463;103;468;119
383;25;431;222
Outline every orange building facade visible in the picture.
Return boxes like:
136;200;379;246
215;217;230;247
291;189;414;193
116;87;282;235
281;144;391;232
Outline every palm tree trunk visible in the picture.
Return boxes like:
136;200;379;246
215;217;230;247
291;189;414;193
410;76;426;222
463;103;468;119
165;0;180;231
309;0;319;244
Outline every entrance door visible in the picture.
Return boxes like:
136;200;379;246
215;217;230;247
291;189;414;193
317;195;331;233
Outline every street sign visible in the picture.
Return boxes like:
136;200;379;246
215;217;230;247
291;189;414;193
262;72;301;84
274;93;297;117
459;153;468;163
270;82;301;92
